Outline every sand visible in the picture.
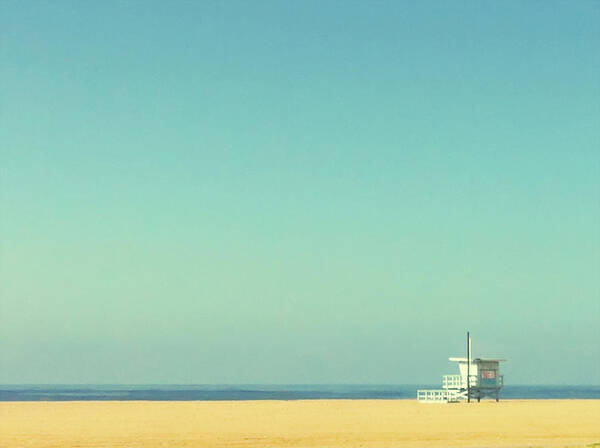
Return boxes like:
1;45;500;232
1;399;599;448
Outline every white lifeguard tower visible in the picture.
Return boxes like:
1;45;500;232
417;332;505;403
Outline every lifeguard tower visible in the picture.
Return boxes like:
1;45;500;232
417;332;505;403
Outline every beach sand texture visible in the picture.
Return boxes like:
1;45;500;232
1;399;599;448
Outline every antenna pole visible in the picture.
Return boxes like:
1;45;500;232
467;331;471;403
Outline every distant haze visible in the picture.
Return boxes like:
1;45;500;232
1;1;598;385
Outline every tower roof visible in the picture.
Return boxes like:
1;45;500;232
449;357;506;362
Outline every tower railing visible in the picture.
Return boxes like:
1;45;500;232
442;374;479;389
417;388;464;403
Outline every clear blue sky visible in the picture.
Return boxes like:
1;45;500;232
1;1;598;385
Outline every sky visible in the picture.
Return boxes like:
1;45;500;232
1;1;599;385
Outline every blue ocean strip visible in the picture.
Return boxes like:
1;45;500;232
1;385;599;401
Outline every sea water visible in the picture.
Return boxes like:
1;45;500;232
1;384;599;401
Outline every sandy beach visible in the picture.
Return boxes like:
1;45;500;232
1;399;599;448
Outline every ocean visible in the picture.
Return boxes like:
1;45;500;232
1;384;599;401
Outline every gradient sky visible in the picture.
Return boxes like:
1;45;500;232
1;1;599;385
